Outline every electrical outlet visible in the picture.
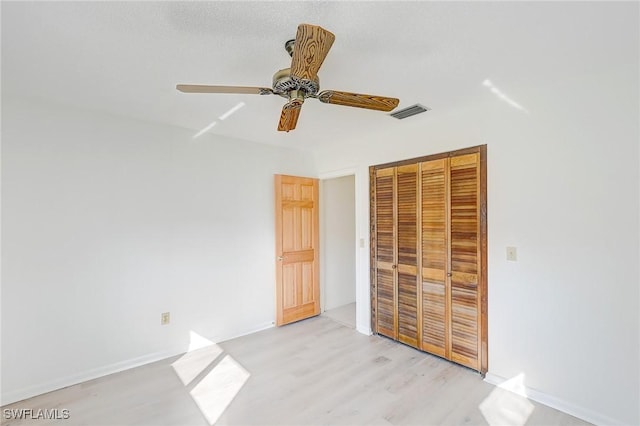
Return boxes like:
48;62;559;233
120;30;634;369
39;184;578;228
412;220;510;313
506;247;517;261
161;312;170;325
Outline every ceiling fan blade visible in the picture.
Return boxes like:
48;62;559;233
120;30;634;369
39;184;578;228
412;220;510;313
317;90;399;112
290;24;335;82
176;85;273;95
277;99;303;132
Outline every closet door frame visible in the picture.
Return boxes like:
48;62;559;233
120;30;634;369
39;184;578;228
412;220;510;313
369;144;488;374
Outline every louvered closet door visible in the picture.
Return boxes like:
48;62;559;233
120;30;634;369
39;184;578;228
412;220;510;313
396;165;419;347
420;158;448;358
371;146;486;373
449;153;481;370
374;167;396;338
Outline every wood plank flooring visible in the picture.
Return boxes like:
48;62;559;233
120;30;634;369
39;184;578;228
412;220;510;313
2;316;590;425
322;302;356;329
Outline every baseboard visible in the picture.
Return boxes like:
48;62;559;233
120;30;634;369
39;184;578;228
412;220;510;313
356;324;372;336
219;321;274;341
0;347;184;407
483;372;623;426
1;321;275;407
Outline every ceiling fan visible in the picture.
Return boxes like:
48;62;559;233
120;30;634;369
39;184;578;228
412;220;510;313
176;23;400;132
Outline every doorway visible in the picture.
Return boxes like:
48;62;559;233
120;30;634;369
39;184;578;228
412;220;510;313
320;174;356;328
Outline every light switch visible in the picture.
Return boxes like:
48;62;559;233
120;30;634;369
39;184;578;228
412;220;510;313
506;247;517;261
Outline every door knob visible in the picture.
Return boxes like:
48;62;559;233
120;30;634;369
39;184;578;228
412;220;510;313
447;272;452;277
277;256;284;261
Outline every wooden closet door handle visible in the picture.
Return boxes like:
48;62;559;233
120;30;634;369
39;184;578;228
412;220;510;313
392;264;397;269
447;272;452;277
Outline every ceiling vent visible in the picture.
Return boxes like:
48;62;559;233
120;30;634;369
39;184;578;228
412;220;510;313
390;104;431;120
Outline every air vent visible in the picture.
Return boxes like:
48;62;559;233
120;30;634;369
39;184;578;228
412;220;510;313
390;104;431;120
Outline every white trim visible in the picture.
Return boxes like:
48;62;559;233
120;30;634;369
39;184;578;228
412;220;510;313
318;167;358;180
0;348;183;406
484;372;624;426
354;166;371;335
1;322;274;406
221;321;274;341
356;325;373;336
318;168;368;334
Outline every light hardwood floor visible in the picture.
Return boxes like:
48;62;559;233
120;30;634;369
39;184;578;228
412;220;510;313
3;316;590;426
322;302;356;329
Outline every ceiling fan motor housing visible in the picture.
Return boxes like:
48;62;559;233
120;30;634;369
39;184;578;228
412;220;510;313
272;68;319;98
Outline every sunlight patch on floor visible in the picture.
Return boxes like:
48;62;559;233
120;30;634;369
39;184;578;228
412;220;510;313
172;344;223;386
190;354;250;424
171;331;251;425
479;373;535;425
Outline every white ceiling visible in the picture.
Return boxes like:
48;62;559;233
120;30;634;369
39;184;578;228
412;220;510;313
2;1;636;149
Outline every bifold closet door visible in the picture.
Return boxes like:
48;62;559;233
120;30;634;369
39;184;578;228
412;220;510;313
373;165;419;345
449;153;481;370
372;146;486;373
420;158;448;358
374;167;395;338
420;153;481;370
396;164;419;347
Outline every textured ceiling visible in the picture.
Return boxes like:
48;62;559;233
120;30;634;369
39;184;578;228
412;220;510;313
2;1;636;149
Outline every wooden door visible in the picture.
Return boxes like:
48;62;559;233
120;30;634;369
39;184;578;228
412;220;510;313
275;175;320;326
373;167;396;338
448;153;481;370
420;153;483;370
396;164;419;347
420;158;449;358
372;165;419;346
371;146;487;374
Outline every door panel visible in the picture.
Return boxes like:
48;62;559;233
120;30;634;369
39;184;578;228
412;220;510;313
376;269;395;337
283;264;297;309
398;271;418;346
449;153;480;369
375;169;395;264
301;208;313;249
282;207;296;251
374;168;395;338
420;158;448;357
396;164;418;347
275;175;319;326
301;262;314;303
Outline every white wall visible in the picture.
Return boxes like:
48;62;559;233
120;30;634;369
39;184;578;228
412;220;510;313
0;96;316;404
321;175;356;311
1;3;637;424
313;35;639;426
